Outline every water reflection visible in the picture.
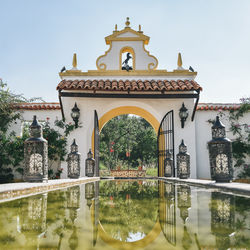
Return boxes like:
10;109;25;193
0;180;249;249
210;192;235;250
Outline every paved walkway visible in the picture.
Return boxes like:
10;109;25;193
0;177;99;203
161;177;250;196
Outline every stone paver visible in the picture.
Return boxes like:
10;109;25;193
161;177;250;196
0;177;99;203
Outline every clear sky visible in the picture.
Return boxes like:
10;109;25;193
1;0;250;103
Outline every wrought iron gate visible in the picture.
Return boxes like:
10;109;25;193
157;110;174;177
94;110;100;177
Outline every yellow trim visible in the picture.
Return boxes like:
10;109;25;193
119;47;135;70
91;106;160;165
98;218;161;249
143;44;158;70
178;52;182;67
105;27;150;45
59;69;197;77
73;53;77;68
96;42;113;70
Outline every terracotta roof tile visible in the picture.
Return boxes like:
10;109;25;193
196;103;241;111
14;103;61;110
56;79;202;92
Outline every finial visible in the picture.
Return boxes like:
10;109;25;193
72;53;77;68
178;53;182;67
138;24;142;33
115;24;117;31
125;17;130;27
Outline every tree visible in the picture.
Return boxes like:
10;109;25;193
100;115;157;171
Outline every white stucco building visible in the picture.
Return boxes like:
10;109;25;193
12;18;250;180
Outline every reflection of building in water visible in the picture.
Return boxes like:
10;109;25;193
159;182;176;245
67;186;80;250
210;192;235;250
85;181;99;246
177;185;192;250
85;182;95;209
177;185;191;223
18;193;47;248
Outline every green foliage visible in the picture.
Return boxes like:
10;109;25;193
0;79;75;182
99;180;159;242
100;115;157;172
229;98;250;178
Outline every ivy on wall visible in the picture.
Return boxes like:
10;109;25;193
208;98;250;179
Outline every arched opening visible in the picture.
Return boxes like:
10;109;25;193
91;106;161;176
99;114;157;177
120;47;135;71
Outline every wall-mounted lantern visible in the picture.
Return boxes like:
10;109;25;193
67;139;81;179
208;116;233;182
85;149;95;177
179;103;189;128
177;140;190;179
71;102;80;128
164;150;173;177
24;115;48;182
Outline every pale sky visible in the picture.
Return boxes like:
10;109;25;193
1;0;250;103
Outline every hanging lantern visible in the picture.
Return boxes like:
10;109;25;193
71;102;80;128
177;140;190;179
210;192;235;249
67;139;81;179
208;116;233;182
24;115;48;182
177;185;191;223
85;149;95;177
85;182;95;209
164;150;173;177
179;103;189;128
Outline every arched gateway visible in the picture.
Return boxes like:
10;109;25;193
57;18;202;178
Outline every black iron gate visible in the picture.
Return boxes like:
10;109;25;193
94;110;100;177
157;110;174;177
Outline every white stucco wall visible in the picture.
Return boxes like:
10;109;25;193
97;40;157;70
9;102;249;180
61;96;197;178
195;110;250;179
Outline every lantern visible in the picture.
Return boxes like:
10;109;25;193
67;186;80;223
210;192;235;249
71;102;80;128
24;115;48;182
164;150;173;177
177;140;190;179
18;193;47;247
85;182;95;209
177;185;191;223
208;116;233;182
179;103;189;128
67;139;81;179
85;149;95;177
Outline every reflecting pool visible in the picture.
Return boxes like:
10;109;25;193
0;180;250;249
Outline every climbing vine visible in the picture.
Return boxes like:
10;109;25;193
229;98;250;178
207;98;250;178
